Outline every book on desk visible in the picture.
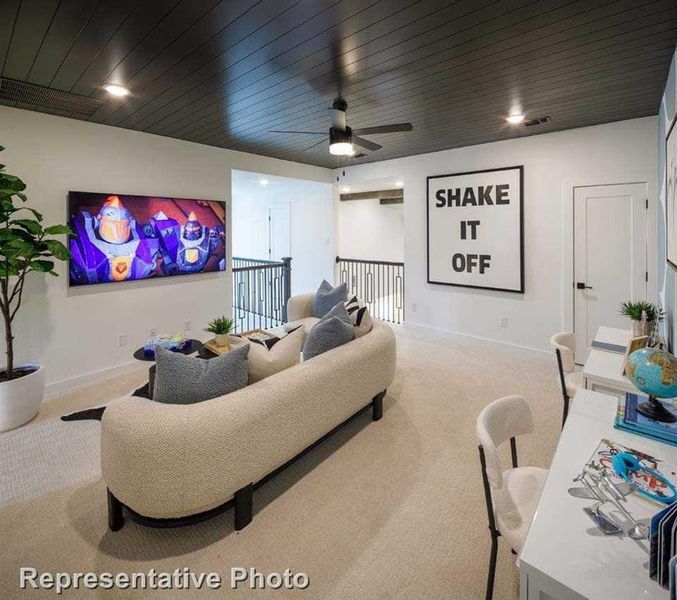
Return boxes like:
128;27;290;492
615;392;677;447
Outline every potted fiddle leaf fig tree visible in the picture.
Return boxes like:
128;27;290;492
0;146;72;432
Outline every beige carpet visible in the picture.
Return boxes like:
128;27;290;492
0;326;561;599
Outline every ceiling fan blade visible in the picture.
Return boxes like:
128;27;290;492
351;123;413;135
353;136;382;151
302;138;328;152
268;130;326;135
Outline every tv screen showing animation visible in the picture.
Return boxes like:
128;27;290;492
68;191;226;286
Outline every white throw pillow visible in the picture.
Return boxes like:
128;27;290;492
247;326;305;383
345;296;374;337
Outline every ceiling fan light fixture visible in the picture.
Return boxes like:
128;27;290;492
330;142;354;156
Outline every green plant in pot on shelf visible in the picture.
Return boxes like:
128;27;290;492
619;300;665;338
206;316;235;348
0;146;72;432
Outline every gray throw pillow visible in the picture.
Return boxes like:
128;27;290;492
303;315;355;361
153;344;250;404
319;300;352;325
312;280;348;318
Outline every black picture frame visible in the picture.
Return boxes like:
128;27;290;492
666;115;677;270
426;165;524;293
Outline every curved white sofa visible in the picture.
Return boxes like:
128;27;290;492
101;302;396;531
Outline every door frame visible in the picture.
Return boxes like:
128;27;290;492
268;202;291;261
561;172;657;335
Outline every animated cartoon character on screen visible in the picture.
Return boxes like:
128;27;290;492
176;211;213;273
69;196;159;284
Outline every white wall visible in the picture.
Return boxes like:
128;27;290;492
0;106;331;392
337;117;658;352
338;198;404;263
232;171;334;295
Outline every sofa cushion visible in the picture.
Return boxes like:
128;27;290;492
303;315;355;360
312;280;348;318
283;316;319;334
345;296;374;338
153;344;249;404
247;326;305;383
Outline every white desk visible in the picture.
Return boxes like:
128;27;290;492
593;326;632;349
582;349;637;396
519;389;673;600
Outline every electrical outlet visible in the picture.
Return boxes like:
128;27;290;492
411;302;418;313
500;317;508;328
118;333;128;347
184;319;191;332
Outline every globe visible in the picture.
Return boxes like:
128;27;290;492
626;347;677;399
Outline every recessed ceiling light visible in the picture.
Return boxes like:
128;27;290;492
103;84;130;97
341;186;350;193
259;178;269;186
395;180;404;187
506;113;525;125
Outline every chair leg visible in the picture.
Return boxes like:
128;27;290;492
485;532;498;600
234;483;253;531
372;390;386;421
107;489;124;532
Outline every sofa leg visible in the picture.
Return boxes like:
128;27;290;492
234;483;253;531
372;390;386;421
107;489;124;532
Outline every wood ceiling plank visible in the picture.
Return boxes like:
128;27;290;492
47;0;141;91
2;0;61;81
25;0;99;85
97;0;309;126
129;0;411;133
237;33;674;155
0;0;21;75
212;0;667;144
133;0;455;134
69;0;188;96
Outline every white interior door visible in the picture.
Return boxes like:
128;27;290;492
574;183;647;362
268;204;290;261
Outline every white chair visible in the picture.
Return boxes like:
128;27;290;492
549;332;583;426
476;395;548;600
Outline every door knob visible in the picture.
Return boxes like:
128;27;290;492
576;282;593;290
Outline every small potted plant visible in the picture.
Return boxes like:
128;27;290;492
206;316;235;348
619;300;665;337
0;146;72;432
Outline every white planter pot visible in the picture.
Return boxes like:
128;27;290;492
215;334;231;348
0;363;45;433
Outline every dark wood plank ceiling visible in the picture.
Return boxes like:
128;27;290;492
0;0;675;168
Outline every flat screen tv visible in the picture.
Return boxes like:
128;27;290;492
68;191;226;286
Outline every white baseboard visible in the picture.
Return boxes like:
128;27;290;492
45;360;145;399
400;321;550;357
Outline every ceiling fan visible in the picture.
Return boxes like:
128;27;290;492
268;98;413;158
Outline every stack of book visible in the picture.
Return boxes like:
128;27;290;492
650;502;677;591
615;392;677;447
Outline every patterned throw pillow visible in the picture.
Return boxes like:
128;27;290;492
247;326;305;383
153;344;249;404
312;280;348;318
303;316;355;360
345;296;374;338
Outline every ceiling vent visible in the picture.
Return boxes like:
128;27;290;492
524;116;552;127
0;77;104;117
